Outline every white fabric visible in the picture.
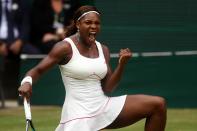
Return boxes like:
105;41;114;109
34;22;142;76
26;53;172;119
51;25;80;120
56;38;126;131
21;76;32;86
77;11;100;21
0;0;19;39
0;0;9;39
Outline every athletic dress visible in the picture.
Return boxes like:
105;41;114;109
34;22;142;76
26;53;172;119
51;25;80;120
55;38;127;131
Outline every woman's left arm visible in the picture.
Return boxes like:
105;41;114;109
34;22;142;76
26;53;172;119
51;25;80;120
101;45;132;94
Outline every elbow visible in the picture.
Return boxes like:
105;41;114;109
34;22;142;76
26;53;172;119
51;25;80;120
102;87;114;96
103;91;113;96
102;82;119;96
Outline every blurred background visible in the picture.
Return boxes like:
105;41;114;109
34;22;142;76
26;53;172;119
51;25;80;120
0;0;197;131
0;0;197;130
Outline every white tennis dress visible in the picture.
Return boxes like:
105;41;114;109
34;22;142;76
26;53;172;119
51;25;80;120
55;38;126;131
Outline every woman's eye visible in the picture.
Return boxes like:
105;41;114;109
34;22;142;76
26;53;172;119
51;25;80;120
85;21;91;24
95;21;100;25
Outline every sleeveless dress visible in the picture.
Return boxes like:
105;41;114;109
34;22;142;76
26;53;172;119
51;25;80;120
55;38;127;131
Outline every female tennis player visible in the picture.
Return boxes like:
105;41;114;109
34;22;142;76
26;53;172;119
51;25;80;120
18;5;167;131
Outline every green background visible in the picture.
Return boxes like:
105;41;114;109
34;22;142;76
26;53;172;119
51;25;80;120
95;0;197;52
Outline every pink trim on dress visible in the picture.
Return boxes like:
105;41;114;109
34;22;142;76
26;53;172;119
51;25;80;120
59;98;111;125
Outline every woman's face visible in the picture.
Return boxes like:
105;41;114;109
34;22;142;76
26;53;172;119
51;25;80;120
77;12;101;44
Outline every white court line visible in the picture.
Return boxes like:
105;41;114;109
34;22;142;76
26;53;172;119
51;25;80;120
20;50;197;59
20;54;47;59
141;52;173;57
175;50;197;56
110;53;139;58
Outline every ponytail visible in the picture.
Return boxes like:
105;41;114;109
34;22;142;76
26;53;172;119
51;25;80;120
64;20;77;37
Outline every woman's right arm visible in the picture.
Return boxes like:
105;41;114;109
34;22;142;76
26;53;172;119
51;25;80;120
18;41;71;99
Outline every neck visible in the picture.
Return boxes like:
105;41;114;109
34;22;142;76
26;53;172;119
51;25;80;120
76;33;92;50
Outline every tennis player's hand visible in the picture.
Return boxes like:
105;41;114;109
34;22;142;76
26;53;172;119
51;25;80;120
18;83;32;100
118;48;132;65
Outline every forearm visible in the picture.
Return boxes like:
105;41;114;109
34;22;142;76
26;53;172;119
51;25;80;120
23;55;56;85
19;67;43;98
24;67;43;84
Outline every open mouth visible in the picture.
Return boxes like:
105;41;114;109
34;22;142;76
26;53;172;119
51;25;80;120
89;32;96;42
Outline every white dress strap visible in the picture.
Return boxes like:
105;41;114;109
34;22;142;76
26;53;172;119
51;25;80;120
64;38;80;56
95;41;105;60
64;38;105;60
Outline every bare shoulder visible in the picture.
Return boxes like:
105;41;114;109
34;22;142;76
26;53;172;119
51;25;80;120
46;40;72;63
100;43;110;61
101;43;110;53
49;40;72;56
101;43;107;49
53;40;71;52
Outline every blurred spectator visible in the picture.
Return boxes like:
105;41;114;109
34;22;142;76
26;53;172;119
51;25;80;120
30;0;81;54
0;0;30;99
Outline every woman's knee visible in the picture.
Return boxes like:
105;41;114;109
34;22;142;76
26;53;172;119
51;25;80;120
153;96;167;113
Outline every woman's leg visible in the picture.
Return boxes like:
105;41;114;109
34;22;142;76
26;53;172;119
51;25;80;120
105;94;167;131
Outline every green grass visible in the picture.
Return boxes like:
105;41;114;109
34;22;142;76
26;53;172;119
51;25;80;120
0;106;197;131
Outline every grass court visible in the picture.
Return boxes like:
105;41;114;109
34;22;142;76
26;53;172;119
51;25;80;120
0;106;197;131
